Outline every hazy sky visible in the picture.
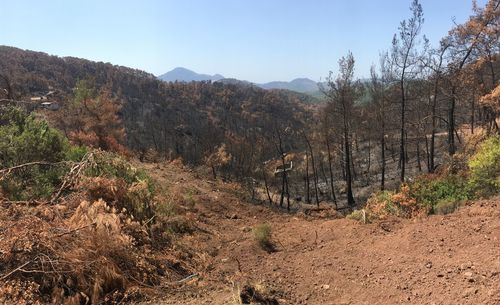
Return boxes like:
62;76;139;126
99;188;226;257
1;0;486;83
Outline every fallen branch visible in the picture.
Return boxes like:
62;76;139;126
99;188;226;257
0;261;32;281
50;152;95;204
1;199;45;206
55;221;97;237
177;273;198;283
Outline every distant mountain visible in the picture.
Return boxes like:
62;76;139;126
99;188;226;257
259;78;319;93
158;68;322;96
158;67;224;82
216;78;254;87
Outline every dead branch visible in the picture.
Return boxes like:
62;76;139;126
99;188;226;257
0;161;71;181
50;152;95;204
0;261;32;280
54;221;97;237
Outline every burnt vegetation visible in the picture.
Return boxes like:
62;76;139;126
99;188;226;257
0;0;499;304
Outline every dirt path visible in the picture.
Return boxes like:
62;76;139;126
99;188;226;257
142;162;500;305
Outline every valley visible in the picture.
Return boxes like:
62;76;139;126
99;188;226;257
0;0;498;304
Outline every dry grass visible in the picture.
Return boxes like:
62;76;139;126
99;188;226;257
0;196;196;304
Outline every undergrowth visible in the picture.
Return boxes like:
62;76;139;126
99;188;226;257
0;107;197;304
349;135;499;221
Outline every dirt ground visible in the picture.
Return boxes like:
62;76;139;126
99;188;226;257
139;162;500;305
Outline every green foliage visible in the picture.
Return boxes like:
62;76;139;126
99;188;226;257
88;152;154;189
0;108;70;166
155;199;177;218
125;180;155;221
86;151;157;221
346;209;371;223
184;188;198;208
468;136;500;197
73;79;96;105
0;108;74;200
65;145;88;162
253;223;273;251
410;175;471;210
363;190;408;218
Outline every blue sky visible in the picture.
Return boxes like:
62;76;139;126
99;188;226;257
1;0;485;83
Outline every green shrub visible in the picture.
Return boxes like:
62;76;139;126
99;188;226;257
253;223;273;251
85;151;158;221
0;108;74;200
410;175;471;210
0;108;70;166
346;209;371;223
88;152;154;190
155;199;177;218
65;145;88;162
364;190;406;218
468;136;500;197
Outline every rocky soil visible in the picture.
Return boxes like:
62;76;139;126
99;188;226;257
140;162;500;305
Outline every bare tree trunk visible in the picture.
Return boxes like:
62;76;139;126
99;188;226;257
340;142;346;180
304;134;320;207
325;135;337;207
416;137;422;172
350;145;357;180
380;132;386;191
366;138;372;184
305;150;311;204
211;166;217;180
344;127;355;206
470;95;475;134
262;169;273;205
425;134;431;173
430;94;437;173
399;77;406;182
448;87;457;156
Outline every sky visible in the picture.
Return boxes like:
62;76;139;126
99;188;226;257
0;0;487;83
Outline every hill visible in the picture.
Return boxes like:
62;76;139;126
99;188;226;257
157;67;322;96
158;67;224;82
1;137;498;304
259;77;319;93
0;45;316;176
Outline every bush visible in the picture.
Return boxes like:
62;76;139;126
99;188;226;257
0;108;70;165
88;151;154;188
346;209;371;223
410;175;471;210
468;136;500;197
84;152;157;221
253;223;274;251
0;108;75;200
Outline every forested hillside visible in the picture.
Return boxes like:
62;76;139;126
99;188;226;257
0;45;315;177
0;0;499;304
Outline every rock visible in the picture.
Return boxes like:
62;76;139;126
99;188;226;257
464;271;473;278
425;262;433;269
462;287;478;297
321;284;330;290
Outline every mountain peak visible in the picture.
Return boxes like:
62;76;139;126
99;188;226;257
158;67;224;82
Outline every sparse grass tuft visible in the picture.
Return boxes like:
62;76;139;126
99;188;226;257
346;209;370;223
253;223;274;251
